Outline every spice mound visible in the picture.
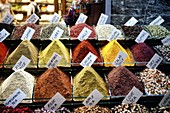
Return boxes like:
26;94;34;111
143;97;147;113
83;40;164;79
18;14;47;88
107;66;145;96
73;66;109;101
39;39;71;67
41;23;69;39
12;23;41;39
70;23;96;39
74;106;111;113
34;107;71;113
101;40;134;67
139;68;170;95
0;106;33;113
111;104;150;113
5;40;38;68
0;70;35;103
0;42;8;66
72;40;102;66
131;43;155;66
145;25;170;39
34;67;72;102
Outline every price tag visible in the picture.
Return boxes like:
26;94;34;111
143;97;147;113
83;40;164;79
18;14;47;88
146;53;163;69
44;92;66;111
80;52;97;67
107;29;121;41
149;16;164;25
12;55;31;71
21;27;35;40
3;88;26;108
26;13;39;24
97;13;108;25
159;90;170;107
112;51;127;67
1;13;14;24
83;89;103;106
161;35;170;45
50;13;61;23
75;13;88;25
0;29;10;42
46;52;62;68
122;86;143;104
124;17;138;26
135;30;149;43
49;27;64;40
77;27;92;41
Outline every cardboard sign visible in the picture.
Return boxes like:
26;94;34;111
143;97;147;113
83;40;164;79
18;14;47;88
97;13;108;25
112;51;127;67
135;30;149;43
77;27;92;41
146;53;163;69
124;17;138;26
50;13;61;23
0;29;10;42
44;92;66;111
46;53;62;68
75;13;88;25
83;89;103;106
4;88;26;108
1;13;14;24
159;90;170;107
26;13;39;23
49;27;64;40
122;86;143;104
107;29;121;41
80;52;97;67
149;16;164;25
161;35;170;45
21;27;35;40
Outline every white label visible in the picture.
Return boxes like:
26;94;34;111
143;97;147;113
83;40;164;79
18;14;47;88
97;13;108;25
75;13;88;25
146;53;163;69
1;13;14;24
46;52;62;68
21;27;35;40
124;17;138;26
49;27;64;40
83;89;103;106
161;35;170;45
12;55;31;71
44;92;66;111
50;13;61;23
149;16;164;25
135;30;149;43
80;52;97;67
112;51;127;67
107;29;121;41
122;86;143;104
0;29;10;42
77;27;92;41
4;88;26;108
26;13;39;23
159;90;170;107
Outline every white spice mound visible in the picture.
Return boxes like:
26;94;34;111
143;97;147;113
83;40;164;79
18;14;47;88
0;70;35;103
95;24;124;40
139;68;170;95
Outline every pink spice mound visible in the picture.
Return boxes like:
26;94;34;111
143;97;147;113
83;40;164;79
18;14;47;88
70;23;96;39
131;43;155;66
107;66;145;96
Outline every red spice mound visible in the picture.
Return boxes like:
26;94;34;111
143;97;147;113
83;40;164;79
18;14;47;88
0;42;8;65
72;40;102;65
107;66;145;96
34;68;72;102
70;23;96;39
0;106;33;113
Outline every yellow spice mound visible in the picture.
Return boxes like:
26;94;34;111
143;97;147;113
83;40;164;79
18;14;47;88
39;39;71;67
101;40;134;67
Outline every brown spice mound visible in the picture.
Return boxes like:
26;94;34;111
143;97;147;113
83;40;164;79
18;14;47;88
107;66;145;96
34;68;72;102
